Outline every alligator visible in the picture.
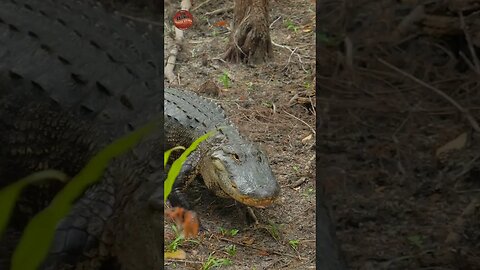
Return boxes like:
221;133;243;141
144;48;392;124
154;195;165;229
162;88;281;210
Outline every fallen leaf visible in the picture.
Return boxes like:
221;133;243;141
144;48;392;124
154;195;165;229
182;210;199;238
242;237;255;245
164;249;186;260
258;249;269;256
435;132;468;157
214;20;228;27
165;207;200;238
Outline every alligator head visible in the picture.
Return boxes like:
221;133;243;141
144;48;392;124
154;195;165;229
199;126;280;207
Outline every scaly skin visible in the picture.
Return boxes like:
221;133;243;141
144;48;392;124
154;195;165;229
0;0;163;269
164;88;281;208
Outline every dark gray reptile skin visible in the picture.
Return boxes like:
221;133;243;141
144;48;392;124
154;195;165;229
0;0;163;269
164;88;281;209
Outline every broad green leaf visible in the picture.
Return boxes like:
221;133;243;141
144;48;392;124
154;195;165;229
0;170;68;237
11;119;159;270
164;130;216;202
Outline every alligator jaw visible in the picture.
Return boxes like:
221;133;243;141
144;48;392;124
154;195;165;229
200;155;280;208
232;195;278;208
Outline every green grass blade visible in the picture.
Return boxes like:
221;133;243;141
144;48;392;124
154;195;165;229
0;170;68;237
11;119;159;270
164;146;186;168
164;130;215;202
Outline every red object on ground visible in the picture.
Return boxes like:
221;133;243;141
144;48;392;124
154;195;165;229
173;10;193;30
165;207;199;238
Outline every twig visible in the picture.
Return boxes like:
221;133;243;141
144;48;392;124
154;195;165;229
287;177;308;188
393;5;424;39
191;0;213;11
381;250;434;268
459;12;480;74
457;189;480;193
217;237;299;259
286;47;298;67
205;6;233;16
165;46;179;83
459;51;478;73
444;197;479;245
283;110;316;135
269;16;282;29
272;40;307;71
452;153;480;180
344;36;353;70
165;259;203;264
165;0;192;83
391;114;410;176
378;58;480;133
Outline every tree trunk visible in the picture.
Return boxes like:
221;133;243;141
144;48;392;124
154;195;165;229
224;0;273;64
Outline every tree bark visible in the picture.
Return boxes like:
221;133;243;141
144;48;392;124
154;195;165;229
224;0;273;64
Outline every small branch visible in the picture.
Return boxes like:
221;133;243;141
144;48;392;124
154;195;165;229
459;12;480;74
269;16;282;29
217;237;299;259
283;110;316;135
165;0;192;83
344;36;353;70
272;40;307;71
445;197;479;245
165;259;203;264
205;6;233;16
191;0;213;11
378;58;480;132
392;5;424;39
165;47;179;83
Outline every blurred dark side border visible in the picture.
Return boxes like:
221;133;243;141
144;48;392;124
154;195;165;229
315;0;348;269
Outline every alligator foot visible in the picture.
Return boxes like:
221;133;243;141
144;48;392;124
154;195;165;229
234;203;259;225
167;188;193;210
246;207;260;225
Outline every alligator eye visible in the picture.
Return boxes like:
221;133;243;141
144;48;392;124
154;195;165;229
232;153;240;161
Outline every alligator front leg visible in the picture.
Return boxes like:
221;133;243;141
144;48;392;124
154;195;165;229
149;150;203;210
41;179;115;270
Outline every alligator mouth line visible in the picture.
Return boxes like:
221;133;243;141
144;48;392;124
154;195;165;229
229;193;278;208
208;161;279;208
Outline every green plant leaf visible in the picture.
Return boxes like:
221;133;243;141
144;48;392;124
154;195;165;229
0;170;68;237
164;146;186;168
164;130;216;202
11;119;159;270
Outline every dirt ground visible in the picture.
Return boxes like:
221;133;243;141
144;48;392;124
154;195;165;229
162;1;316;269
319;1;480;269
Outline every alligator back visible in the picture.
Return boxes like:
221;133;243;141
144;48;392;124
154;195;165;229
0;0;164;269
0;0;163;137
